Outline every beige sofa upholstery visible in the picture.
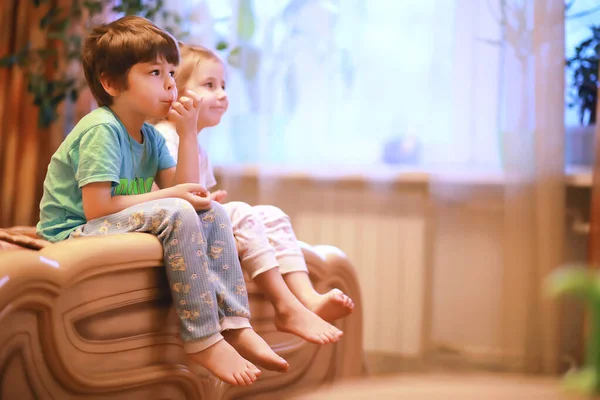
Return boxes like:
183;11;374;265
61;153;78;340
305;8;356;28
0;232;364;399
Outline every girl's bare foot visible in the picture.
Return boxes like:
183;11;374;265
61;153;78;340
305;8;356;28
273;303;343;345
302;288;354;322
188;339;261;385
223;328;289;373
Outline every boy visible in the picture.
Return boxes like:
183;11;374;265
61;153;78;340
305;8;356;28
37;16;287;386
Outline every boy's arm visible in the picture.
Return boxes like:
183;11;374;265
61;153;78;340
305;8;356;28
75;123;208;221
81;181;209;221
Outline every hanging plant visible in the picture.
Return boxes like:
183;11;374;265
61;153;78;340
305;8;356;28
0;0;185;128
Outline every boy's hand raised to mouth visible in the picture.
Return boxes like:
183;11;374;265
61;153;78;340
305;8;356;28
168;89;203;137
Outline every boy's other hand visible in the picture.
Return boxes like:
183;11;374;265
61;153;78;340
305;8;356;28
168;183;212;210
168;89;203;137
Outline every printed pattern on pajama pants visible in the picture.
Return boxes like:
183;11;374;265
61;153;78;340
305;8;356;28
221;201;309;279
69;198;250;351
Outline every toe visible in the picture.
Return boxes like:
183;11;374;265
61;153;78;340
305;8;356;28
243;371;255;385
315;333;329;344
278;357;289;369
315;334;327;344
323;332;337;344
250;364;261;376
233;372;246;386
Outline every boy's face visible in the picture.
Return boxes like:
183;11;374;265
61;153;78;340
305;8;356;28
120;57;178;120
187;59;228;130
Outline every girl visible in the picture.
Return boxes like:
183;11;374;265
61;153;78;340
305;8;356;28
154;43;355;347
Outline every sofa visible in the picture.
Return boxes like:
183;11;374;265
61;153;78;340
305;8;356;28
0;227;364;399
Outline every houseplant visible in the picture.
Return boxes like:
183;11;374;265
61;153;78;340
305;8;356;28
566;25;600;127
547;266;600;395
0;0;183;128
565;24;599;166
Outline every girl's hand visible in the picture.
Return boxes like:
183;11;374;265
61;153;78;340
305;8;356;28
210;190;228;203
167;183;212;210
167;90;203;137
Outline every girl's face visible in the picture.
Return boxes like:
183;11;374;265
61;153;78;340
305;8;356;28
186;59;228;130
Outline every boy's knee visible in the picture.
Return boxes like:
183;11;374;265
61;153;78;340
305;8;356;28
209;200;233;218
154;197;197;219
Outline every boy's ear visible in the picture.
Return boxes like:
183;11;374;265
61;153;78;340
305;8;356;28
99;73;120;97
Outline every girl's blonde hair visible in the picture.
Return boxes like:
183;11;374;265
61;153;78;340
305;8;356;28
175;42;223;94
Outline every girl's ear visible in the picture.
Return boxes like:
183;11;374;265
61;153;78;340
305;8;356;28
99;73;121;97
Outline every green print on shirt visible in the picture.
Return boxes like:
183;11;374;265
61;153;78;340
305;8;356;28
114;177;154;195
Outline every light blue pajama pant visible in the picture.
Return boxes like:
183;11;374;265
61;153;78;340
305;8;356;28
70;198;250;353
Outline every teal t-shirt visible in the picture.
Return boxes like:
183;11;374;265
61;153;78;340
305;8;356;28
37;106;176;242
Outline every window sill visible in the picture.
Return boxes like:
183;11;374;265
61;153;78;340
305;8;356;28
213;164;594;188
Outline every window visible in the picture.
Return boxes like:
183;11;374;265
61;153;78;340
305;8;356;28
171;1;586;171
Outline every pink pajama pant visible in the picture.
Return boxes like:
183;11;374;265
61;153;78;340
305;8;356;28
220;202;308;280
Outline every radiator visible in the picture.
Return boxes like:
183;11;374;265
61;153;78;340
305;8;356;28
256;177;431;357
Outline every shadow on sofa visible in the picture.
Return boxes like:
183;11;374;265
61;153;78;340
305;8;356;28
0;229;364;399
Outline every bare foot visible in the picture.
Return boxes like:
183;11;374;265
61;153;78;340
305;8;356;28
188;339;261;386
223;328;289;373
303;289;354;323
274;303;343;345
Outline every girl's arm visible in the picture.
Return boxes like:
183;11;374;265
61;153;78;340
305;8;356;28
155;133;199;188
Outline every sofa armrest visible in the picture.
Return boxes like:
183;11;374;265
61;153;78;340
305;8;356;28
38;233;164;281
301;242;364;378
0;233;364;399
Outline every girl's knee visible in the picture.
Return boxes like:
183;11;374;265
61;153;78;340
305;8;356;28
253;204;289;220
220;201;254;219
223;201;252;213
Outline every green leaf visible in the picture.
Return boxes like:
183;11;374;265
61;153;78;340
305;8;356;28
216;41;228;51
47;31;67;41
40;7;63;29
562;367;597;395
51;93;66;105
545;265;600;301
38;101;58;128
0;55;15;68
227;46;241;67
237;0;255;40
33;0;51;7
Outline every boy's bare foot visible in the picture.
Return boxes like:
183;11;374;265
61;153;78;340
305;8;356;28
274;303;343;345
303;289;354;323
188;339;261;386
223;328;289;373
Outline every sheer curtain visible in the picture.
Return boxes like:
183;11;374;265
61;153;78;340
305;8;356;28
430;0;565;373
168;0;567;373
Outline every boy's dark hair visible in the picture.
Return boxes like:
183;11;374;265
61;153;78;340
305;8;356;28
82;16;179;107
